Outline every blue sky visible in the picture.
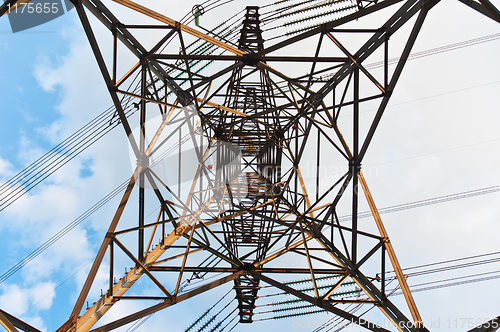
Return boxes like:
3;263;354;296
0;5;120;330
0;27;64;168
0;9;68;330
1;0;500;332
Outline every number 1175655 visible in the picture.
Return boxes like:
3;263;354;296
7;2;59;14
446;318;499;329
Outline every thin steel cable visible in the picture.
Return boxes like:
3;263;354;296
405;257;500;278
2;27;498;212
0;180;128;283
126;314;154;332
209;307;239;332
0;74;142;211
252;252;500;304
18;205;162;317
0;105;131;210
0;129;194;284
1;7;499;302
253;266;500;331
218;311;239;332
406;269;500;289
336;185;500;223
318;32;500;80
390;251;500;274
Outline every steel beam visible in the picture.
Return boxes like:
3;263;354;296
57;0;485;331
0;310;19;332
358;172;423;326
357;2;434;162
298;217;422;332
457;0;500;23
65;166;142;325
77;0;190;104
252;272;391;332
112;0;245;56
0;309;42;332
88;272;243;332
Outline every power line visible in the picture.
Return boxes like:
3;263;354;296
2;5;500;313
390;250;500;275
191;250;500;331
336;184;500;223
1;30;498;212
0;130;193;284
1;177;497;284
0;180;128;283
0;84;140;212
365;33;500;70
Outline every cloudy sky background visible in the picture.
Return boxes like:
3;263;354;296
1;0;500;331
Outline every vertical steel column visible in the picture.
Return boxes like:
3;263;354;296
112;28;117;85
384;33;389;89
178;126;182;197
381;242;386;299
109;240;114;297
67;2;143;322
351;66;359;263
138;62;147;261
316;128;320;201
56;0;500;330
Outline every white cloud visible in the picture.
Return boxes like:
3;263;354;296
0;16;131;331
0;284;29;315
0;156;15;182
33;54;61;93
0;284;50;332
17;136;46;167
2;1;500;331
28;282;57;311
0;282;55;318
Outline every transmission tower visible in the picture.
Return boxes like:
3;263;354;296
1;0;500;331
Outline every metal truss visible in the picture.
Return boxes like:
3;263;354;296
3;0;499;332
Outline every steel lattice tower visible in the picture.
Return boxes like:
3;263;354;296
1;0;499;331
223;8;281;322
